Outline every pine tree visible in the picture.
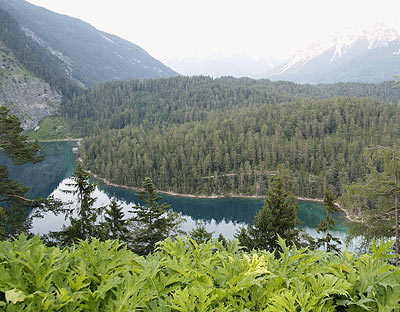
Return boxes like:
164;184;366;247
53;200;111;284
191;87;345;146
0;107;60;238
102;198;130;243
189;220;213;244
129;177;183;255
316;191;341;253
236;172;301;252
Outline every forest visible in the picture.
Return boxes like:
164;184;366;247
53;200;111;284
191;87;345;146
57;76;400;199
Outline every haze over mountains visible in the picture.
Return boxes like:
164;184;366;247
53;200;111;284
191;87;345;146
164;54;282;78
162;23;399;83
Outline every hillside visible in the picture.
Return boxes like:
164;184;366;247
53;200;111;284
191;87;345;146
0;9;63;130
0;0;178;87
56;76;400;198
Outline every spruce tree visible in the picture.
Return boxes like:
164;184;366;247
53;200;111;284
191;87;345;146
316;191;341;253
236;173;301;252
129;177;183;255
102;198;130;243
49;163;101;245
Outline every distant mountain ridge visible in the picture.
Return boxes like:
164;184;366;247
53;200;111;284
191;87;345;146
264;24;400;84
0;0;178;87
164;54;281;78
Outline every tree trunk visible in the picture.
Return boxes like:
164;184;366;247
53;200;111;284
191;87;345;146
395;194;399;266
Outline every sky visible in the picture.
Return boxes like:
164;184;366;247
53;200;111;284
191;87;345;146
27;0;400;61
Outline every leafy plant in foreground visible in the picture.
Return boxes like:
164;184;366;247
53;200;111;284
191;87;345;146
0;235;399;311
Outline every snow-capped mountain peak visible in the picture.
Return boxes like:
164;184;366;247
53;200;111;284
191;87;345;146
273;23;400;76
367;23;399;49
267;23;400;84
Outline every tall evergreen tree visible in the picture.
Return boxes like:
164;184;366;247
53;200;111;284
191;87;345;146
129;177;183;255
341;146;400;263
236;173;301;252
0;107;60;238
49;163;101;245
102;198;130;243
316;191;341;253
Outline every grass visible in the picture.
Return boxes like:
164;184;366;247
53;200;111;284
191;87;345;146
25;116;77;140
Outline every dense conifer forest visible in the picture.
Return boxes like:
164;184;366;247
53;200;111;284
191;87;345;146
59;76;400;198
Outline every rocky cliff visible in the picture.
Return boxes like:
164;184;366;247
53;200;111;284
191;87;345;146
0;43;61;130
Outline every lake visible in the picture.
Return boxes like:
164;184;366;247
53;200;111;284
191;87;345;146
2;141;348;240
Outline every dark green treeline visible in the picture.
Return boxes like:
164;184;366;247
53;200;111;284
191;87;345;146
61;77;400;198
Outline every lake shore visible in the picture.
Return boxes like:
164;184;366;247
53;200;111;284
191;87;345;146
83;163;355;222
28;138;83;143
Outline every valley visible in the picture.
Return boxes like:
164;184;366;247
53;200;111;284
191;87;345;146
1;0;400;310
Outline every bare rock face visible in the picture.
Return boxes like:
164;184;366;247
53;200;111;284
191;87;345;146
0;44;61;130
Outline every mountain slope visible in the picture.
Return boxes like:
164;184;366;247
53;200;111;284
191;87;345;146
0;41;61;130
266;24;400;84
0;8;62;130
0;0;178;87
164;54;281;78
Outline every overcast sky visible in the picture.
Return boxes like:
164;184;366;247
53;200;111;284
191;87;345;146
27;0;400;61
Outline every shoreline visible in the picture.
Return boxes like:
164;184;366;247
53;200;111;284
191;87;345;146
84;164;355;222
27;138;83;143
86;166;322;201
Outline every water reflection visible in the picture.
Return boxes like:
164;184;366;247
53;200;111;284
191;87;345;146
1;142;348;240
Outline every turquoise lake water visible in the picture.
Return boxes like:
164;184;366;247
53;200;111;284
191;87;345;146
1;141;347;240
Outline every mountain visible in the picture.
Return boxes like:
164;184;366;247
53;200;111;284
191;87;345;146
0;0;178;87
164;53;281;78
265;24;400;84
0;8;62;130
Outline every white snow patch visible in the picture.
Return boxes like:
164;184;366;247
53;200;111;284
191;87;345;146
367;23;399;49
275;23;400;75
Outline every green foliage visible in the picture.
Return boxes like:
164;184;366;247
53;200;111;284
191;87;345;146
189;221;213;244
74;77;400;198
0;107;61;238
0;106;42;165
341;146;400;258
0;235;400;311
236;173;302;252
25;117;76;141
101;198;130;244
129;177;184;255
